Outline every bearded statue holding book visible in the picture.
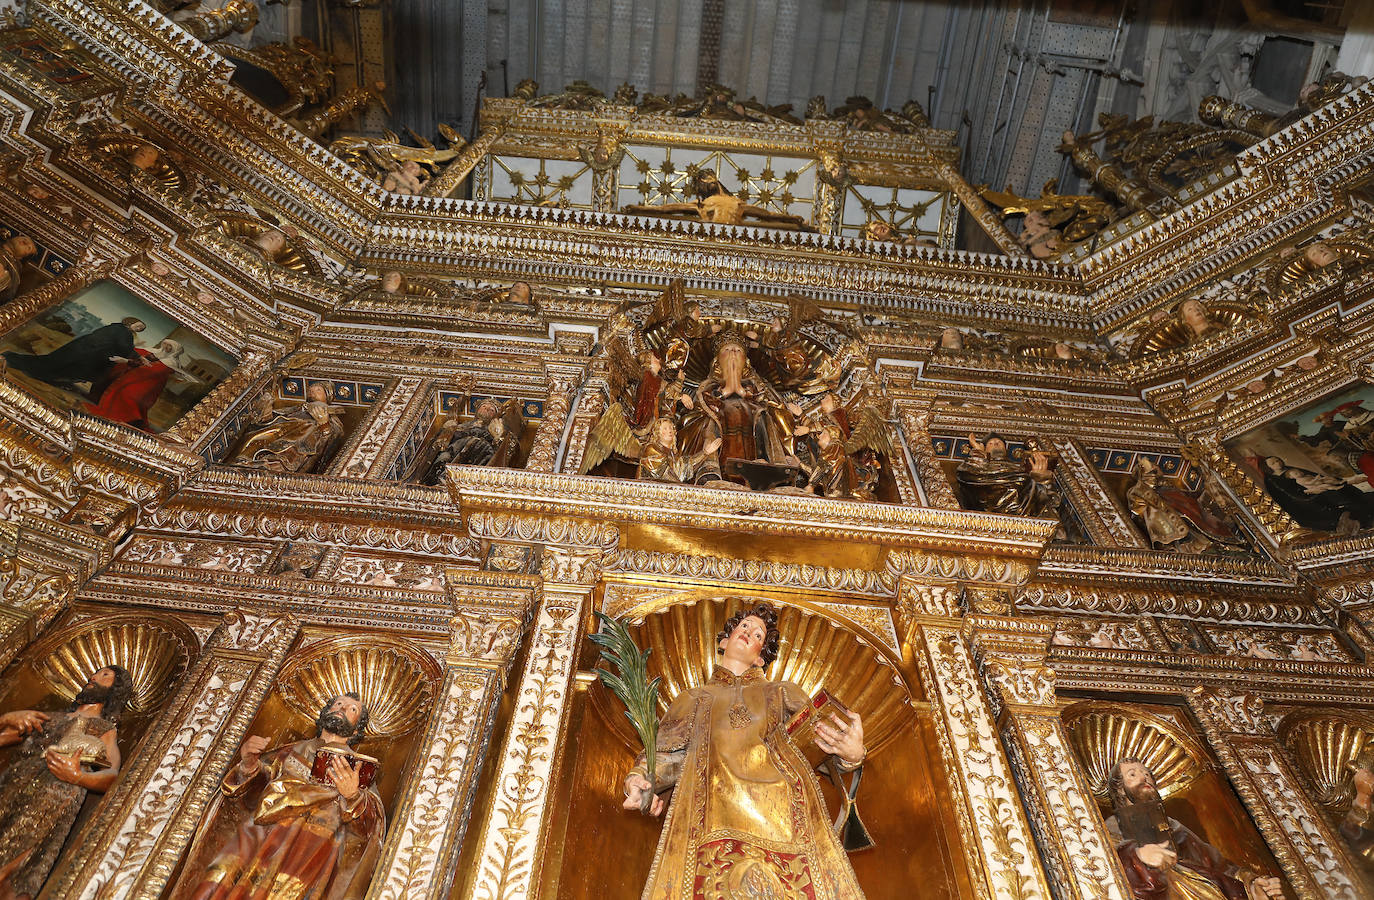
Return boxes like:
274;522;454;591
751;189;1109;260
1106;758;1282;900
618;604;869;899
191;693;384;900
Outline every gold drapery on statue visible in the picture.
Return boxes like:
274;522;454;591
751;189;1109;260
632;665;864;900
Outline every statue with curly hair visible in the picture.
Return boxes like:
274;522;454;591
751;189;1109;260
191;692;385;900
0;665;133;899
621;604;869;898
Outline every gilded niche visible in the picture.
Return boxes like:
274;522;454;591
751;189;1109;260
580;284;896;501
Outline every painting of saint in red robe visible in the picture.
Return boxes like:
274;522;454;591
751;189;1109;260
84;339;185;432
0;279;234;432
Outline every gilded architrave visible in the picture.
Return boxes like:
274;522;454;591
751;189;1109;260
47;609;300;900
968;617;1132;900
368;570;537;900
1186;687;1370;900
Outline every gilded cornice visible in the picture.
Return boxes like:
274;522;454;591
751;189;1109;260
1049;649;1374;705
446;466;1056;555
1018;583;1319;626
1035;545;1298;592
81;567;463;632
601;547;896;598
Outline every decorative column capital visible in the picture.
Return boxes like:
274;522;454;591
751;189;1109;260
540;545;602;586
968;617;1058;714
1188;686;1278;737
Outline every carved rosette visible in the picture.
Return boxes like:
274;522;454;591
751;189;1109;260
51;610;300;900
1187;687;1367;900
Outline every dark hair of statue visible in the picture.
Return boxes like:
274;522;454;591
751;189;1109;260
69;664;135;722
1105;756;1148;808
716;604;782;667
317;691;371;748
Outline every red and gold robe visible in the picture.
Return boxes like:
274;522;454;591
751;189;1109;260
633;666;863;900
192;738;384;900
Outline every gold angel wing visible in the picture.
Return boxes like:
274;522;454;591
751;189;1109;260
646;279;686;330
580;402;640;473
844;398;893;458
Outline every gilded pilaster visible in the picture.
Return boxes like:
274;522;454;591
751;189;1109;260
368;572;537;900
0;554;75;670
334;375;431;477
898;405;961;509
969;617;1131;900
526;367;581;474
49;609;300;900
898;577;1054;900
1046;437;1145;548
1186;686;1369;900
461;545;599;900
559;373;608;475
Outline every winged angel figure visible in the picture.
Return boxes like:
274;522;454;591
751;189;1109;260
580;283;892;500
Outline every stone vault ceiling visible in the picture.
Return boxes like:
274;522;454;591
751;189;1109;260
368;0;1361;198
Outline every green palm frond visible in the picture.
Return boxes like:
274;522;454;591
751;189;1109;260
591;611;661;787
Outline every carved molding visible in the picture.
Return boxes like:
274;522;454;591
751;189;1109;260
1187;687;1368;900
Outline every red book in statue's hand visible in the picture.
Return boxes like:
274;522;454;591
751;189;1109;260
310;745;379;790
786;689;851;768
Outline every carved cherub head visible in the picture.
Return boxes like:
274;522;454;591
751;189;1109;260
128;143;160;172
860;220;896;242
379;270;406;294
1303;242;1341;269
1178;298;1213;337
252;228;289;262
1;235;36;267
506;281;532;305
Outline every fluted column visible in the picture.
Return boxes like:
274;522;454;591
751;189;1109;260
970;618;1132;900
460;546;598;900
897;576;1054;900
180;0;258;42
1187;687;1369;900
367;572;538;900
50;610;300;900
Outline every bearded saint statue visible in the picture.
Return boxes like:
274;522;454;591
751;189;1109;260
190;693;385;900
0;666;134;900
678;335;798;480
1105;757;1282;900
